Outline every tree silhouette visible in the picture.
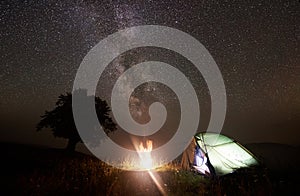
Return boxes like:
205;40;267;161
36;91;116;151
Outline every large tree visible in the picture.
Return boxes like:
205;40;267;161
36;92;116;151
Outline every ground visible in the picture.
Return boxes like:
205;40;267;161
0;143;299;195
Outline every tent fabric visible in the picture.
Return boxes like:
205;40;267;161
181;133;259;176
181;139;196;170
195;133;233;147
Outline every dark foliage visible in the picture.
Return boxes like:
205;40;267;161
36;91;116;151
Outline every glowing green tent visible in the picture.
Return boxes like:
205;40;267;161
181;133;259;176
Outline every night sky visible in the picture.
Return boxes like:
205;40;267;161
0;0;299;148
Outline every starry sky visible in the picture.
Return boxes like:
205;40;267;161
0;0;299;148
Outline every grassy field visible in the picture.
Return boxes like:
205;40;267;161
0;143;298;195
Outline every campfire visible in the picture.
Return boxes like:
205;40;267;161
137;140;153;170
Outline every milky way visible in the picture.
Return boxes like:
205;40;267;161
0;0;299;146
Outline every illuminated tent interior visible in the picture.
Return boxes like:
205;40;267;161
181;133;259;176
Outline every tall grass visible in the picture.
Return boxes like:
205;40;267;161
13;153;271;195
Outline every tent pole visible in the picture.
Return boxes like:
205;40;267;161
201;133;208;153
201;133;216;177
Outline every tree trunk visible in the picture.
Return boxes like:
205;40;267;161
66;139;77;152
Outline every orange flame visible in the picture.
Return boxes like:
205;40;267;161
137;140;153;169
138;140;153;152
